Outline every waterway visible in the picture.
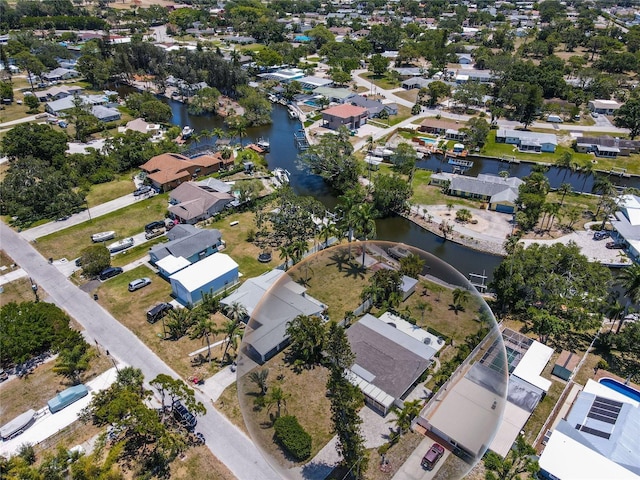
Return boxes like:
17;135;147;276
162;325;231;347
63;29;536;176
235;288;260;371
152;94;639;283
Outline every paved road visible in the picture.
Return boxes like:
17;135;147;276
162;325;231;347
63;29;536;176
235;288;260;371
0;222;281;480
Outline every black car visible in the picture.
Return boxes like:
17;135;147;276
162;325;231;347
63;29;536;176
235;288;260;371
145;220;166;232
173;401;197;431
147;302;174;323
99;267;123;281
593;231;610;240
133;185;152;197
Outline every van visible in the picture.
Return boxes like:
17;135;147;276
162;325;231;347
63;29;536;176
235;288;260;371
547;115;563;123
99;267;123;281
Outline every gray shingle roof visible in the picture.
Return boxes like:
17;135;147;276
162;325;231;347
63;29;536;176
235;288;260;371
150;229;221;261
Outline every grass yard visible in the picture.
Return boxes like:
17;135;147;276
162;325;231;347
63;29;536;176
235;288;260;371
288;245;375;321
94;265;233;379
402;280;484;343
359;72;401;90
0;347;111;424
237;351;333;468
169;445;237;480
85;174;136;206
394;89;419;104
215;382;247;433
388;105;413;126
0;277;44;305
110;236;167;268
34;194;169;261
411;179;479;211
0;102;39;124
521;364;563;443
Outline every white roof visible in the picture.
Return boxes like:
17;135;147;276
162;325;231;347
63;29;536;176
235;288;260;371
540;428;640;480
378;311;445;352
155;255;190;275
489;401;531;457
512;341;553;392
169;253;238;292
346;370;395;409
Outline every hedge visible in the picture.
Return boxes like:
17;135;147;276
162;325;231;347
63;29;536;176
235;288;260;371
273;415;312;461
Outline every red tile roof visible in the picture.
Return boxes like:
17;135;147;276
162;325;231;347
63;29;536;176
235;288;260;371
322;104;368;119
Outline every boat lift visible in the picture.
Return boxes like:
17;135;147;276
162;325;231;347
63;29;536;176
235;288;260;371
469;270;488;293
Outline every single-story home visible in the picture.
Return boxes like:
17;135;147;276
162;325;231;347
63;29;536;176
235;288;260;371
42;67;79;82
170;253;239;306
119;117;163;136
432;173;524;213
140;152;234;191
350;95;398;117
418;118;466;140
575;136;640;157
456;53;474;64
455;69;494;84
222;269;327;364
391;67;423;78
34;85;83;102
258;68;305;83
313;86;357;104
347;313;441;415
401;77;430;90
168;181;235;224
45;94;113;115
588;99;623;115
321;104;368;130
91;105;121;122
496;129;557;153
149;224;223;273
610;194;640;261
297;76;333;90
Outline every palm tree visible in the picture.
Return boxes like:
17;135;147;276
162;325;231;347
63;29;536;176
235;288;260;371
248;369;269;396
224;301;247;324
266;386;290;418
415;300;432;322
452;287;470;313
230;49;241;65
231;122;248;147
546;202;561;230
337;188;365;259
219;302;247;364
190;315;216;362
580;162;594;192
616;264;640;305
605;300;626;333
165;307;193;340
212;127;226;144
558;182;572;207
352;203;377;266
53;344;91;385
278;243;294;270
555;151;572;180
388;399;422;436
318;221;339;249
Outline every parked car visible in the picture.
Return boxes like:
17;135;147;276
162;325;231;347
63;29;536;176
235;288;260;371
145;220;165;232
128;277;151;292
147;302;174;323
173;401;197;431
593;231;610;240
421;443;445;471
591;112;599;118
133;185;152;197
606;242;625;249
58;120;68;128
99;267;123;281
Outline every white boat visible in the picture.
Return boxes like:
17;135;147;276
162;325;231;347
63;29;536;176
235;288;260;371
273;168;291;185
91;231;116;243
181;126;194;139
288;109;298;119
257;137;270;151
0;409;36;440
108;237;134;254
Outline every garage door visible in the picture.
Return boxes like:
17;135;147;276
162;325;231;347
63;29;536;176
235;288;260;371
495;204;514;214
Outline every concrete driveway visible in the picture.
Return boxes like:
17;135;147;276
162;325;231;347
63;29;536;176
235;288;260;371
392;436;450;480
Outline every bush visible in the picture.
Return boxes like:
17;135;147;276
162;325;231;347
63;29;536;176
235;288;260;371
273;415;312;461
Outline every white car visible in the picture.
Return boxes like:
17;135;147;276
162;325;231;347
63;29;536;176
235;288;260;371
128;278;151;292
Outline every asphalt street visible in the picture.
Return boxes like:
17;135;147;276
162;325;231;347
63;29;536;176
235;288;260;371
0;222;281;480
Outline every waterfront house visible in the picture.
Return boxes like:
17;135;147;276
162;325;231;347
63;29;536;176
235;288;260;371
496;129;557;153
432;173;524;213
350;95;398;117
297;76;333;90
418;118;466;140
610;194;640;261
313;86;357;104
91;105;121;122
140;152;233;191
321;104;368;130
168;182;234;224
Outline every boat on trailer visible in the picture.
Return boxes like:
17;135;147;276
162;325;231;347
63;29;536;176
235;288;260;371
0;409;36;440
108;237;134;254
91;231;116;243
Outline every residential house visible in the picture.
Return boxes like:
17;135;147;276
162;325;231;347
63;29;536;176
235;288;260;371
140;152;233;191
45;94;112;116
313;86;357;104
575;136;640;157
610;194;640;261
42;67;79;82
418;118;467;141
496;129;557;153
258;68;305;83
170;253;239;305
432;173;524;213
538;379;640;479
350;95;398;117
401;77;431;90
118;118;163;139
168;182;234;224
221;269;326;364
455;69;494;84
588;99;623;115
297;76;333;90
150;224;224;275
34;85;83;102
91;105;121;122
222;35;256;44
456;53;474;64
321;104;368;130
391;67;423;78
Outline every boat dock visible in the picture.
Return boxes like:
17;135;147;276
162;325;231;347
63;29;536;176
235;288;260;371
447;157;474;168
294;130;309;150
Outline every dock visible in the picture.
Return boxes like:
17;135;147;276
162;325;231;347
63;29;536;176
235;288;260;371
294;130;309;150
447;157;474;168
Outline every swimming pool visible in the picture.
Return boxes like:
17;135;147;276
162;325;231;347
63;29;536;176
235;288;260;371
599;378;640;403
419;137;438;145
304;100;320;107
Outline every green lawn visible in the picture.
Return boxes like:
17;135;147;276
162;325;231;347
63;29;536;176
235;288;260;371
388;104;413;126
359;72;401;90
394;88;419;103
85;174;136;206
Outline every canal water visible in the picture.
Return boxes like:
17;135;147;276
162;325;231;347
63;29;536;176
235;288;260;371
155;96;639;282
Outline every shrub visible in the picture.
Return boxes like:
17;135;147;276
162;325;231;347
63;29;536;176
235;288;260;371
273;415;312;461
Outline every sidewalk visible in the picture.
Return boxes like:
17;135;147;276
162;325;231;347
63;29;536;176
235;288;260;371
0;267;28;286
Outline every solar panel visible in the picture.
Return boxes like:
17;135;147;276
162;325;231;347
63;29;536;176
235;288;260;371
576;424;611;440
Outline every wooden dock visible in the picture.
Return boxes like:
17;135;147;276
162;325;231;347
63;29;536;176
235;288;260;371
294;130;309;150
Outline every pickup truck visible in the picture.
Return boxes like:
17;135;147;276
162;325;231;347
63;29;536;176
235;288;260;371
145;228;165;240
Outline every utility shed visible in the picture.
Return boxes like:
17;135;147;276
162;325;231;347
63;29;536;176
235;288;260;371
552;350;580;381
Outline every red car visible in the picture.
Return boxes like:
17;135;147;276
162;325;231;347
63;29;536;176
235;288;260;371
421;442;445;470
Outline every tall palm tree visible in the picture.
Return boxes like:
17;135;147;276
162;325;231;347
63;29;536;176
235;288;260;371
337;188;365;259
546;202;561;230
388;399;422;436
231;122;248;147
290;239;308;264
616;264;640;305
248;369;269;396
605;300;626;333
266;386;290;418
212;127;226;144
190;315;216;362
580;162;594;192
278;244;294;270
452;288;470;313
352;203;377;266
558;182;572;207
555;151;572;180
318;221;339;249
224;301;247;325
219;301;247;364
